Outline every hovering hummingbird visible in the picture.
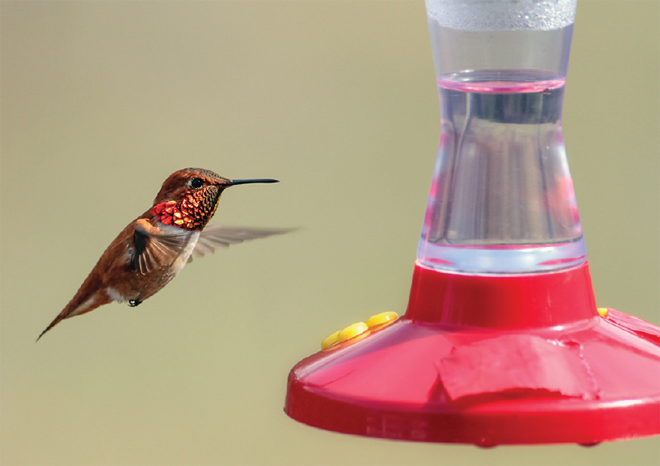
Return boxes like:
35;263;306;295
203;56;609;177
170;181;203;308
37;167;287;341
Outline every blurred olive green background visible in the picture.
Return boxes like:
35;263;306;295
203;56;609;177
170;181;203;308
1;1;658;465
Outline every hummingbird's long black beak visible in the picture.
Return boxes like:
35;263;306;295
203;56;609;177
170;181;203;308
226;178;279;186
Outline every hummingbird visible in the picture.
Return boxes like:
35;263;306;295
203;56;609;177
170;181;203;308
37;167;287;341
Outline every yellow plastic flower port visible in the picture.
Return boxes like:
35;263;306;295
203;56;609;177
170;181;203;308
321;330;341;351
321;323;369;351
597;307;609;318
320;313;400;351
337;322;370;343
366;311;399;328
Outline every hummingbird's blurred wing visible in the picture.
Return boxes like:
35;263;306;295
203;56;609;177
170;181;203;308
133;220;196;275
190;224;293;261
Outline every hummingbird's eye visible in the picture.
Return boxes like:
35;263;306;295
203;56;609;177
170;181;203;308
189;178;204;189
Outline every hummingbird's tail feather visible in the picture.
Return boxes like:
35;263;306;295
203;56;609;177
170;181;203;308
36;312;68;342
36;274;111;342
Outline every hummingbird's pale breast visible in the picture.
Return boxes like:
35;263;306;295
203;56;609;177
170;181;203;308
156;223;201;276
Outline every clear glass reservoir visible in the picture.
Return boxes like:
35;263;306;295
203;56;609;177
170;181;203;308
418;0;586;274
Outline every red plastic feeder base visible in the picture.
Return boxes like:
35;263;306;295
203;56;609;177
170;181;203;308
285;261;660;445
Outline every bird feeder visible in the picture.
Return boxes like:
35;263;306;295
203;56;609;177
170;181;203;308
284;0;660;445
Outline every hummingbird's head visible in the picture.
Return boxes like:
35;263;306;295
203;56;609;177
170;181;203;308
151;168;278;230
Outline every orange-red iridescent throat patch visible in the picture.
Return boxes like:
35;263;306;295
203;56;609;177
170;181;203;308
152;190;219;230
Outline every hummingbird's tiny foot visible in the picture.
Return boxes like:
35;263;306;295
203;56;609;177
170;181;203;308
128;298;142;307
